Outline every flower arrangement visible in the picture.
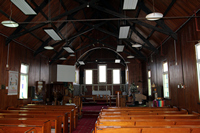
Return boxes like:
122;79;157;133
68;83;74;93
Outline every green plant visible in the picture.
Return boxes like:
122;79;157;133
130;82;138;93
68;83;74;93
1;85;5;90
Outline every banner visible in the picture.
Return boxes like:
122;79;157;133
8;71;18;95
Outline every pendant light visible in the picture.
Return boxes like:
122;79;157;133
1;3;19;28
146;0;163;21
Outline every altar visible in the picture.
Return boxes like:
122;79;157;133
92;90;111;96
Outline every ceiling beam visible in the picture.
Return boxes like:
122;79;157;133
49;21;106;64
34;25;90;56
6;3;88;43
147;0;177;39
5;0;50;45
139;0;177;40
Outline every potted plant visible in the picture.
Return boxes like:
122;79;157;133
68;83;74;97
129;82;138;102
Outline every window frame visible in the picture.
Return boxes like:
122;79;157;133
195;43;200;101
148;70;152;96
85;69;93;85
98;64;107;84
19;63;29;99
112;69;121;84
162;61;170;98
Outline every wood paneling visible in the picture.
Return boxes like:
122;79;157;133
144;15;200;113
0;35;49;109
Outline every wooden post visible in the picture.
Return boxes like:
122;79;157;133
117;92;120;107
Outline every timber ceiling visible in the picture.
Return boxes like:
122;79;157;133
0;0;199;66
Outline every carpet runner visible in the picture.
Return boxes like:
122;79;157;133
72;105;108;133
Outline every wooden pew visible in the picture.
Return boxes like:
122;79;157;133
8;106;78;129
0;111;69;133
103;107;179;111
95;127;200;133
13;104;79;128
99;114;200;119
0;116;62;133
100;110;188;115
0;119;51;133
0;127;39;133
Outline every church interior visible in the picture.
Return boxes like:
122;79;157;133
0;0;200;133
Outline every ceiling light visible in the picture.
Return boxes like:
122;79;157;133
78;61;85;65
127;55;135;58
123;0;138;10
11;0;37;15
63;47;74;53
115;59;120;63
59;57;66;60
132;44;142;47
116;45;124;52
69;54;75;57
146;12;163;21
1;20;19;28
125;61;130;63
119;26;130;39
44;46;54;50
44;28;62;41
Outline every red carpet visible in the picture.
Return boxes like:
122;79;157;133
82;105;108;111
72;117;97;133
72;105;108;133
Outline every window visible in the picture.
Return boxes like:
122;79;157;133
195;43;200;101
113;69;120;84
148;70;151;96
19;63;29;99
85;70;93;84
98;65;106;83
163;62;169;98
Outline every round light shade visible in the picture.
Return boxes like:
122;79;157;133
59;57;66;60
44;46;54;50
127;55;135;58
146;12;163;21
69;54;75;57
132;44;142;47
1;20;19;28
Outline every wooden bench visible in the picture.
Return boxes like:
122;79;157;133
95;127;200;133
0;127;39;133
14;104;79;128
100;110;188;115
0;116;62;133
0;119;51;133
0;111;70;133
99;114;200;119
8;106;78;129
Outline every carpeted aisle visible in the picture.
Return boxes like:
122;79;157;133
72;105;108;133
72;117;97;133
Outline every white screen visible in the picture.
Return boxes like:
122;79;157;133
57;65;75;82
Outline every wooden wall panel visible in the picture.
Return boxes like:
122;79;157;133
144;16;200;113
0;35;49;109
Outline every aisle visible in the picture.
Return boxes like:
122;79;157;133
72;105;108;133
72;117;97;133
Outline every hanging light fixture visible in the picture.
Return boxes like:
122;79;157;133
132;43;142;47
1;3;19;28
44;45;54;50
127;55;135;58
146;0;163;21
59;57;66;60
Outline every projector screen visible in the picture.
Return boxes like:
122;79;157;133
57;65;75;82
